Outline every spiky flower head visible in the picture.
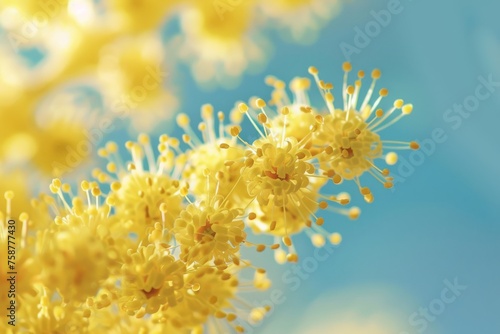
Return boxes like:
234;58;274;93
152;264;271;333
120;244;186;317
223;97;356;262
173;197;246;266
244;134;315;207
177;104;251;208
38;179;127;302
94;135;185;241
308;63;419;201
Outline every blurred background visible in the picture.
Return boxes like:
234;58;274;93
1;0;499;333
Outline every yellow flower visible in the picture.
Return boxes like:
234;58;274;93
265;65;418;204
38;227;111;303
32;179;125;303
177;104;251;208
153;265;271;333
94;135;184;241
258;0;341;43
174;0;269;86
10;285;90;333
173;198;246;266
244;135;315;208
46;179;115;234
266;76;324;149
32;120;90;177
97;34;178;131
1;92;103;177
105;0;181;33
226;99;354;261
308;63;419;202
247;184;321;236
120;244;186;316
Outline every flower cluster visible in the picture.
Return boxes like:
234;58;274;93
0;0;343;187
1;63;417;333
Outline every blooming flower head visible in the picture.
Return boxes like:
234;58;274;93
263;64;419;203
221;97;357;261
153;264;271;333
308;63;419;202
39;179;127;302
47;179;115;233
266;76;324;146
244;133;315;207
119;243;186;317
177;104;250;208
94;135;185;241
173;196;246;266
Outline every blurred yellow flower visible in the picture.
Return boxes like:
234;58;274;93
105;0;181;33
174;0;269;87
94;135;184;241
258;0;341;43
97;34;178;131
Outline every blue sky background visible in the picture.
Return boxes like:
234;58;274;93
165;0;500;333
